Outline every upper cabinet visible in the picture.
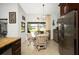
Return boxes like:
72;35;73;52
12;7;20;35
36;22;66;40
59;3;69;16
59;3;79;16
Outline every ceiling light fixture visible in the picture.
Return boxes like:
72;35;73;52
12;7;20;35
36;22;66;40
36;4;45;21
42;4;45;20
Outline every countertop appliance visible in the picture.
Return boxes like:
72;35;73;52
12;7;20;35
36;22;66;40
57;10;78;55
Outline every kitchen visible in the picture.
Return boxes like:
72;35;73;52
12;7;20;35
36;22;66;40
0;3;79;55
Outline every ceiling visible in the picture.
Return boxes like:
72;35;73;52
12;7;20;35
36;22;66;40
20;3;59;15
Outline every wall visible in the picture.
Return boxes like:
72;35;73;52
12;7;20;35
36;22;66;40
18;4;27;44
51;6;60;39
0;3;19;37
0;3;27;40
27;14;45;22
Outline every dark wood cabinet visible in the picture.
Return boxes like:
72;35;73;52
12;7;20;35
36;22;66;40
59;3;68;16
12;39;21;55
0;38;21;55
53;28;59;43
59;3;79;16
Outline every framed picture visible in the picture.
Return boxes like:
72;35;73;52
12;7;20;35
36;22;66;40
21;22;25;32
9;12;16;23
22;16;25;20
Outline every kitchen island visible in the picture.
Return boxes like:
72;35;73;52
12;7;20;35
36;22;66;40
0;37;21;55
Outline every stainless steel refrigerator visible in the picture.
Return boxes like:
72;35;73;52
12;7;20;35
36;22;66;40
57;10;78;55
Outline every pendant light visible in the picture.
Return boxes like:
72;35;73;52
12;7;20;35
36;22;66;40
42;4;45;20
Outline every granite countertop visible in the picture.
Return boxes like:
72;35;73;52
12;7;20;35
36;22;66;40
0;37;20;49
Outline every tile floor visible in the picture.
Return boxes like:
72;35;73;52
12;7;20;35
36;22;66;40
21;40;59;55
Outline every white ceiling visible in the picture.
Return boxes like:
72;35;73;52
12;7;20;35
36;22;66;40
20;3;59;15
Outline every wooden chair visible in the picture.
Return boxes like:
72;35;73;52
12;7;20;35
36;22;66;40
34;35;47;51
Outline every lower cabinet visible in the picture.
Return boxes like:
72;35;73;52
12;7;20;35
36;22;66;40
12;39;21;55
2;48;12;55
53;28;59;43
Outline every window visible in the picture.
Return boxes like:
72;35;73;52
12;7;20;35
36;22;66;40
27;22;46;33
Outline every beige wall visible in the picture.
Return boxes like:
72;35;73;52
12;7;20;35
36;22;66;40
45;15;51;30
